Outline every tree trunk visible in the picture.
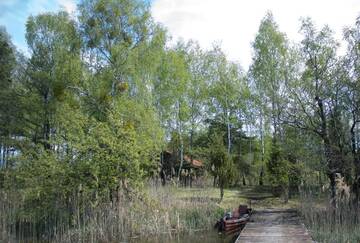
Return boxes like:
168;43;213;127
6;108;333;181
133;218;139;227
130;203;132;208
259;166;264;186
329;172;337;208
225;96;231;154
190;128;194;164
322;138;339;208
43;91;51;150
5;146;9;169
43;120;51;150
160;170;166;186
1;144;6;168
260;112;265;186
177;101;184;178
283;185;289;203
351;114;360;202
178;139;184;178
219;180;224;202
316;95;338;208
227;118;231;154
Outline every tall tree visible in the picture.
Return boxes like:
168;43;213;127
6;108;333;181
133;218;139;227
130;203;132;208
208;45;243;155
250;12;288;139
208;131;235;201
78;0;160;103
249;13;290;198
0;27;17;168
154;45;189;178
183;41;209;161
284;18;343;207
343;17;360;201
25;11;81;149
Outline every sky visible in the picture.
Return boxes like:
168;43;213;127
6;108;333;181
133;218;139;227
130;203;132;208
1;0;360;69
0;0;76;52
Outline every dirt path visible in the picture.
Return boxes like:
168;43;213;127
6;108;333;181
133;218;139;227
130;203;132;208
236;209;313;243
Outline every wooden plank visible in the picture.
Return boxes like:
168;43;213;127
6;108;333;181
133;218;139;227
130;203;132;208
236;210;314;243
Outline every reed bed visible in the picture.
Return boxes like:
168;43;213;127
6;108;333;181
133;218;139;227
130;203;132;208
299;188;360;243
0;183;224;243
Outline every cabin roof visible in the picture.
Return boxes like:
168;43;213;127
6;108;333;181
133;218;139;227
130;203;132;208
163;150;204;168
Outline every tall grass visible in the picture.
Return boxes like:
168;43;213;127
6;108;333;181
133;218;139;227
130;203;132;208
0;183;224;242
299;188;360;243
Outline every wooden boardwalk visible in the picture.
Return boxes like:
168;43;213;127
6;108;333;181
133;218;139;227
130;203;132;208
236;209;314;243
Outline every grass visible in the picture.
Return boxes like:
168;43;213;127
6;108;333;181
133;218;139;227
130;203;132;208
171;185;299;211
170;186;248;210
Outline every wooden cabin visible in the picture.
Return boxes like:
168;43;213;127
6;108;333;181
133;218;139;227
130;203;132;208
160;150;204;186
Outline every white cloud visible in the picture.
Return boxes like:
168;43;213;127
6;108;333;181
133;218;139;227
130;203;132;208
57;0;76;14
28;0;48;13
151;0;360;69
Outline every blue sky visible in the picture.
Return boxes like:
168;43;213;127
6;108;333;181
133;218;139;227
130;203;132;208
0;0;77;54
1;0;360;68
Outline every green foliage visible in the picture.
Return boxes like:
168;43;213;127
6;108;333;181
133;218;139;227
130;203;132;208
288;162;303;188
0;27;19;159
208;131;235;200
16;147;69;220
79;0;164;100
207;45;244;128
266;139;289;197
250;12;289;129
0;27;15;87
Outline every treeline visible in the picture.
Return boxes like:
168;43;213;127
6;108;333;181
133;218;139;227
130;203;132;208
1;0;360;240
